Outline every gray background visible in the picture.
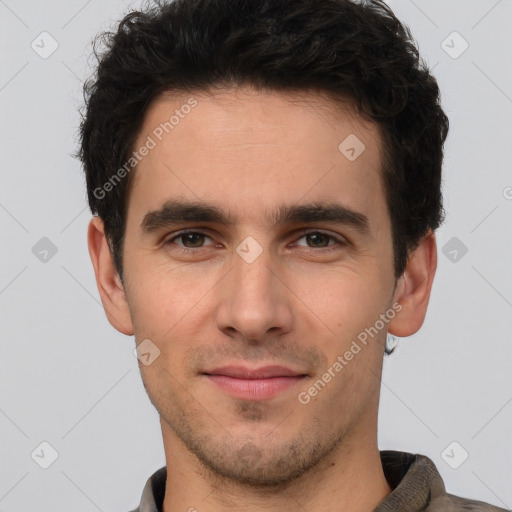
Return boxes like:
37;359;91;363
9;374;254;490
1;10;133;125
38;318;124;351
1;0;511;510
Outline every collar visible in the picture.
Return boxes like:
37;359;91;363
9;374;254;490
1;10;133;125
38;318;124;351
134;450;446;512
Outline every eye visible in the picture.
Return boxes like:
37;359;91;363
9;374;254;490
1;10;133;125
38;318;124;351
295;231;346;253
162;229;346;256
294;231;342;249
164;230;214;250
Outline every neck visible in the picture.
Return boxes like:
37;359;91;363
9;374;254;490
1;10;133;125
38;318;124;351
161;424;392;512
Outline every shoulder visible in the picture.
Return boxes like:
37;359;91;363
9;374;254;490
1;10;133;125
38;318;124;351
426;492;510;511
377;450;508;512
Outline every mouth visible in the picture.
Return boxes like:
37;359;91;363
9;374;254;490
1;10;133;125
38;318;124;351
202;365;308;401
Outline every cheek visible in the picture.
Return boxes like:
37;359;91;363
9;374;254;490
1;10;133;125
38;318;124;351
303;267;387;336
128;259;206;328
126;264;214;367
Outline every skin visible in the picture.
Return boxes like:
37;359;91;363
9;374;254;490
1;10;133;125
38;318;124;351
88;85;437;512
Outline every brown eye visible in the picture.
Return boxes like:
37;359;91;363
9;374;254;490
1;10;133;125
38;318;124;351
304;232;331;247
295;231;342;249
178;232;206;248
164;231;213;250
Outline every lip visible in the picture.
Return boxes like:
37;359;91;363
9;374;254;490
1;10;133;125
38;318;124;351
203;365;307;400
204;365;305;379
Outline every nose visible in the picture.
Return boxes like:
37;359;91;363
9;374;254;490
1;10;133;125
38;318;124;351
214;246;294;343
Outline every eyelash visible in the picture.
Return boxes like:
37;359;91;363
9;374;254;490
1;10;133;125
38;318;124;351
163;229;346;255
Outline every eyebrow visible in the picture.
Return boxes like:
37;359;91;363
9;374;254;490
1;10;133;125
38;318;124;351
140;199;372;237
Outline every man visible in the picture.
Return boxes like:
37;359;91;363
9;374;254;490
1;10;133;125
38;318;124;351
78;0;507;510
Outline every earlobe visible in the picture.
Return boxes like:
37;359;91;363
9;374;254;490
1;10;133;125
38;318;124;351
387;230;437;338
87;216;134;336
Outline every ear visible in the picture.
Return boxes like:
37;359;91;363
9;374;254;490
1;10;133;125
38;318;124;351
87;216;134;335
387;229;437;337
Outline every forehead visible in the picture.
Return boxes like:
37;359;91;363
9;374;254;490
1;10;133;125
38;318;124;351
128;86;387;231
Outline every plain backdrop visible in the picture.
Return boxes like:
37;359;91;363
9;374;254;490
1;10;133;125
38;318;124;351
1;0;511;510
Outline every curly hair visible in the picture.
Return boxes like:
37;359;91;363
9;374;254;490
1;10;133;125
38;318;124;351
77;0;449;329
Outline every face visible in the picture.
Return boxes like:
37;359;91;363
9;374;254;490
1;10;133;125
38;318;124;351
117;86;401;485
